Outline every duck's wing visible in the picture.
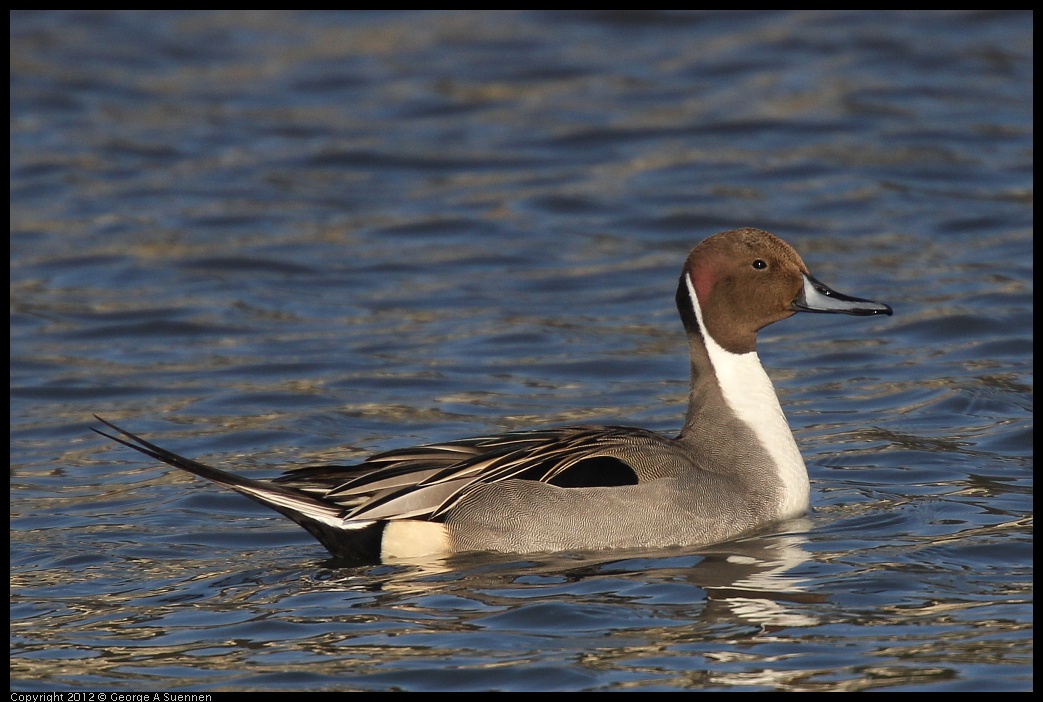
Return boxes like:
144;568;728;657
274;425;676;522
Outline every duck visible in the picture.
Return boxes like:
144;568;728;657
94;227;892;564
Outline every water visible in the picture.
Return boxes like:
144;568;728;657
10;10;1032;691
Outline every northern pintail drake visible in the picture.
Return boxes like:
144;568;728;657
94;228;892;564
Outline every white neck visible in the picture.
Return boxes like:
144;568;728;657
685;274;810;517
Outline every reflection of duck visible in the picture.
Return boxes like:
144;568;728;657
697;526;823;631
327;525;820;634
95;228;891;564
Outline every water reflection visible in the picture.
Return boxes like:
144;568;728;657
311;519;819;634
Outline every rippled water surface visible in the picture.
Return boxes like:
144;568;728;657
11;10;1032;692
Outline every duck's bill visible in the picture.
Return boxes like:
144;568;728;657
792;273;893;316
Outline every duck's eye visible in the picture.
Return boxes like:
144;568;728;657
752;259;767;270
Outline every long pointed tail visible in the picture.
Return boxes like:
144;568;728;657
92;416;381;562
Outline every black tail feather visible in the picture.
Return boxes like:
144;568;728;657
91;415;384;564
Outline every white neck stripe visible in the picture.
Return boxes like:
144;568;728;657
684;273;809;517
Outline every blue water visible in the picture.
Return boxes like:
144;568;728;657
11;10;1032;691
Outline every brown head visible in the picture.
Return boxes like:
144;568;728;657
677;228;892;354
